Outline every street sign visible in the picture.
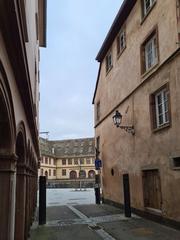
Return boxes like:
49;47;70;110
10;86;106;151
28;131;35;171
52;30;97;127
95;158;102;170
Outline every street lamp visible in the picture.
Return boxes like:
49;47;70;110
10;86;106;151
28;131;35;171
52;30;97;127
112;110;135;135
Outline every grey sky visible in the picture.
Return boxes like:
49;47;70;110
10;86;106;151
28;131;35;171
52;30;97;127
40;0;123;140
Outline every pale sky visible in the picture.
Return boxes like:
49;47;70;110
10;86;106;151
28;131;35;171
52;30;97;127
40;0;123;140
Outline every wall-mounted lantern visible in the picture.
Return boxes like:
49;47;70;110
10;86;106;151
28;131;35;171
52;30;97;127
112;110;135;135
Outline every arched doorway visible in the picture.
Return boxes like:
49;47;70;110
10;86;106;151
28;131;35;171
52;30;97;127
0;65;16;239
79;170;86;179
15;126;27;240
70;170;77;179
88;170;95;179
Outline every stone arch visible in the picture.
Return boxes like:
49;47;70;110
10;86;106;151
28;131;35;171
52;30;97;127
88;170;95;179
79;170;86;179
0;61;16;239
15;122;27;240
0;61;16;153
70;170;77;179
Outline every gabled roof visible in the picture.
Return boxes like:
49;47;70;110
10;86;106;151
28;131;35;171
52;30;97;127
96;0;137;62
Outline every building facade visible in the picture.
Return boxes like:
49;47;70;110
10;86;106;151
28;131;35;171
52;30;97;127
93;0;180;226
39;138;96;187
0;0;46;239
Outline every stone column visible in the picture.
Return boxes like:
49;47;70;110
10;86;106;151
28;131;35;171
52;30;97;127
0;153;17;240
15;163;27;240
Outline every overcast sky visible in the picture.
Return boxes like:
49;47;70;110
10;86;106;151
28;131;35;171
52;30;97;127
40;0;123;140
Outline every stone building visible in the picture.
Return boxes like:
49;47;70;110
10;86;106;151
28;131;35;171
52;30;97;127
0;0;46;239
93;0;180;226
39;137;96;187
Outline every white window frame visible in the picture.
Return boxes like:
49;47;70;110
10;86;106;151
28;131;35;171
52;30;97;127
145;35;157;71
106;51;113;72
144;0;155;15
155;89;169;127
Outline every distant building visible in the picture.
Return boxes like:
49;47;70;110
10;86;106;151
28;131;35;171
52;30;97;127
39;138;96;187
93;0;180;226
0;0;46;239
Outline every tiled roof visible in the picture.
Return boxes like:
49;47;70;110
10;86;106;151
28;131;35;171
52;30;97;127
39;137;95;158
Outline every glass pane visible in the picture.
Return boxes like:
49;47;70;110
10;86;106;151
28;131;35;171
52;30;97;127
157;94;162;104
158;104;163;114
159;115;163;125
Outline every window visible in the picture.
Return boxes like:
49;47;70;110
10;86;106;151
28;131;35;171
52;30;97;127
45;157;48;164
150;84;170;130
141;29;158;74
68;159;72;165
80;158;84;165
41;169;43;176
53;169;56;176
49;169;51;176
49;158;51;165
117;28;126;55
74;159;78;165
96;102;100;122
142;0;155;17
62;169;66;176
62;159;66;165
105;51;113;73
86;158;91;164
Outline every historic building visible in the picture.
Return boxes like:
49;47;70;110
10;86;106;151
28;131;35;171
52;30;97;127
93;0;180;226
0;0;46;239
39;137;96;187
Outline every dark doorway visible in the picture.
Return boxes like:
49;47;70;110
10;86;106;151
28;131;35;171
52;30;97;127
70;170;77;179
142;169;162;210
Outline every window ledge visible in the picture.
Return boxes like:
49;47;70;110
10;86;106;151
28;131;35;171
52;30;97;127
152;123;171;133
141;1;157;25
171;167;180;171
106;65;113;76
117;46;126;60
141;62;159;79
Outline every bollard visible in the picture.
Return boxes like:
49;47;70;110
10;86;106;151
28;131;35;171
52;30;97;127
123;174;131;218
95;174;101;204
39;176;46;225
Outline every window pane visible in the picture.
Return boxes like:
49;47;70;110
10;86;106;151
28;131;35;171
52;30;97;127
159;115;163;125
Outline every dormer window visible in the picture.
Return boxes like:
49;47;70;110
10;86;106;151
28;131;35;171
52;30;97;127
105;51;113;73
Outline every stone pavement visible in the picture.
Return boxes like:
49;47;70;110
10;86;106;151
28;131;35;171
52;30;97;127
30;204;180;240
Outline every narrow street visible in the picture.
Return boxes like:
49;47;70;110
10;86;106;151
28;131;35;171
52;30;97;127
30;189;180;240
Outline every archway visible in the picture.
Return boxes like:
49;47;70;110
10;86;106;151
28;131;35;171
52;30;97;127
15;125;27;240
0;65;16;239
70;170;77;179
79;170;86;179
88;170;95;179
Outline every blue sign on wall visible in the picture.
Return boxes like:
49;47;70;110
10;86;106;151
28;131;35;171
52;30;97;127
95;158;102;170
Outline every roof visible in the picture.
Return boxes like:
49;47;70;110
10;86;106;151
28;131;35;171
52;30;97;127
40;137;95;158
96;0;137;62
38;0;47;47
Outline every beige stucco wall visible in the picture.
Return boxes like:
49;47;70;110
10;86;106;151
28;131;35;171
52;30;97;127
94;0;180;222
95;0;179;123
